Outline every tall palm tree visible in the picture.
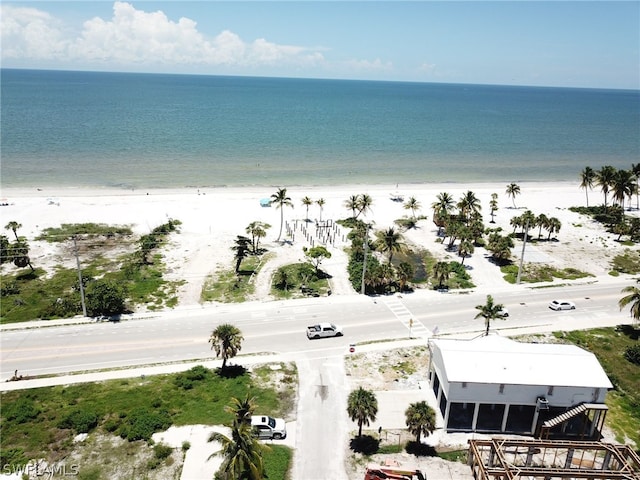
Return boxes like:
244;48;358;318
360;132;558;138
316;198;326;221
611;169;636;213
404;401;436;444
301;196;313;222
505;183;521;208
245;221;270;254
489;193;498;223
209;323;244;371
4;221;21;241
431;261;450;290
270;188;293;242
474;294;505;336
619;281;640;325
375;227;405;264
595;165;617;207
580;166;595;207
347;387;378;437
403;196;421;220
457;190;481;223
536;213;549;239
431;192;455;235
632;163;640;210
344;195;360;218
356;194;373;219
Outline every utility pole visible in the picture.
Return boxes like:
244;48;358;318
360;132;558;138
516;220;529;285
73;236;87;317
360;224;369;295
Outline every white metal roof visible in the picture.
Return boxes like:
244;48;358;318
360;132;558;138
431;335;613;389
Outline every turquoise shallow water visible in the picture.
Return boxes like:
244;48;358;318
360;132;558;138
1;69;638;189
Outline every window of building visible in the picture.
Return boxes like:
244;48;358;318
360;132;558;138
547;386;554;396
499;384;505;394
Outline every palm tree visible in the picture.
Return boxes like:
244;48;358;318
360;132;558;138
457;190;481;223
4;221;21;241
316;198;326;221
505;183;521;208
595;165;617;207
458;238;474;265
301;196;313;222
344;195;360;218
209;396;267;480
489;193;498;223
270;188;293;242
547;217;562;240
375;227;405;264
209;323;244;371
431;192;454;235
619;281;640;325
405;401;436;444
231;236;252;273
245;221;270;254
396;262;414;291
611;168;636;213
632;163;640;210
536;213;549;239
475;294;505;336
431;261;450;290
347;387;378;437
403;197;421;220
580;166;595;207
356;194;373;219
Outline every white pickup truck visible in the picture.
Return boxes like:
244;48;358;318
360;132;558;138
306;322;343;339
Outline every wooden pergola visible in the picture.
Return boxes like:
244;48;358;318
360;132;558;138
468;438;640;479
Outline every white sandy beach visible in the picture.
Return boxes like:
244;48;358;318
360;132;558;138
0;181;629;306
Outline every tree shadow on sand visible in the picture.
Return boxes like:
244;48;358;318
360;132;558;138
406;441;437;457
349;435;379;455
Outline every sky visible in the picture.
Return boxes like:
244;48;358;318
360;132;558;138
1;1;639;89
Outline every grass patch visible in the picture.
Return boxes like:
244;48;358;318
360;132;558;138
438;449;468;463
1;222;183;323
501;263;592;284
551;326;640;448
611;249;640;275
271;262;331;299
0;364;295;469
200;255;264;303
263;445;293;480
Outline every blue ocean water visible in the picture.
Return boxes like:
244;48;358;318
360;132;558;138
1;69;638;189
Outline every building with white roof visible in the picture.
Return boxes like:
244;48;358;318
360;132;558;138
427;335;613;437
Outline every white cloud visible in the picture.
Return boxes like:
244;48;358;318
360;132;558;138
1;1;326;71
0;5;69;60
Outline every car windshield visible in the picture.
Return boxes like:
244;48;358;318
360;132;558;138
268;416;275;428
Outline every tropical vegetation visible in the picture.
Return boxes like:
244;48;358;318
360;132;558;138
347;387;378;438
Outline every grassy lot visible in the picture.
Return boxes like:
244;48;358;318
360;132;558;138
270;262;331;299
501;263;593;284
0;363;297;478
552;326;640;448
201;255;266;303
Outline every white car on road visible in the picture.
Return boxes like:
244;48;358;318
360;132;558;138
549;300;576;311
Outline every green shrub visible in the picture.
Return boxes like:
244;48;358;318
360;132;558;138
58;409;99;433
119;408;171;441
623;344;640;365
3;398;40;424
153;443;173;460
174;365;211;390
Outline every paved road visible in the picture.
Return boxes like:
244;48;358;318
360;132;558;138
0;278;632;380
1;276;635;480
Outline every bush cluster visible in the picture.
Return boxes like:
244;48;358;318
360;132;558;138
58;408;99;433
119;408;171;441
174;365;211;390
623;344;640;365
